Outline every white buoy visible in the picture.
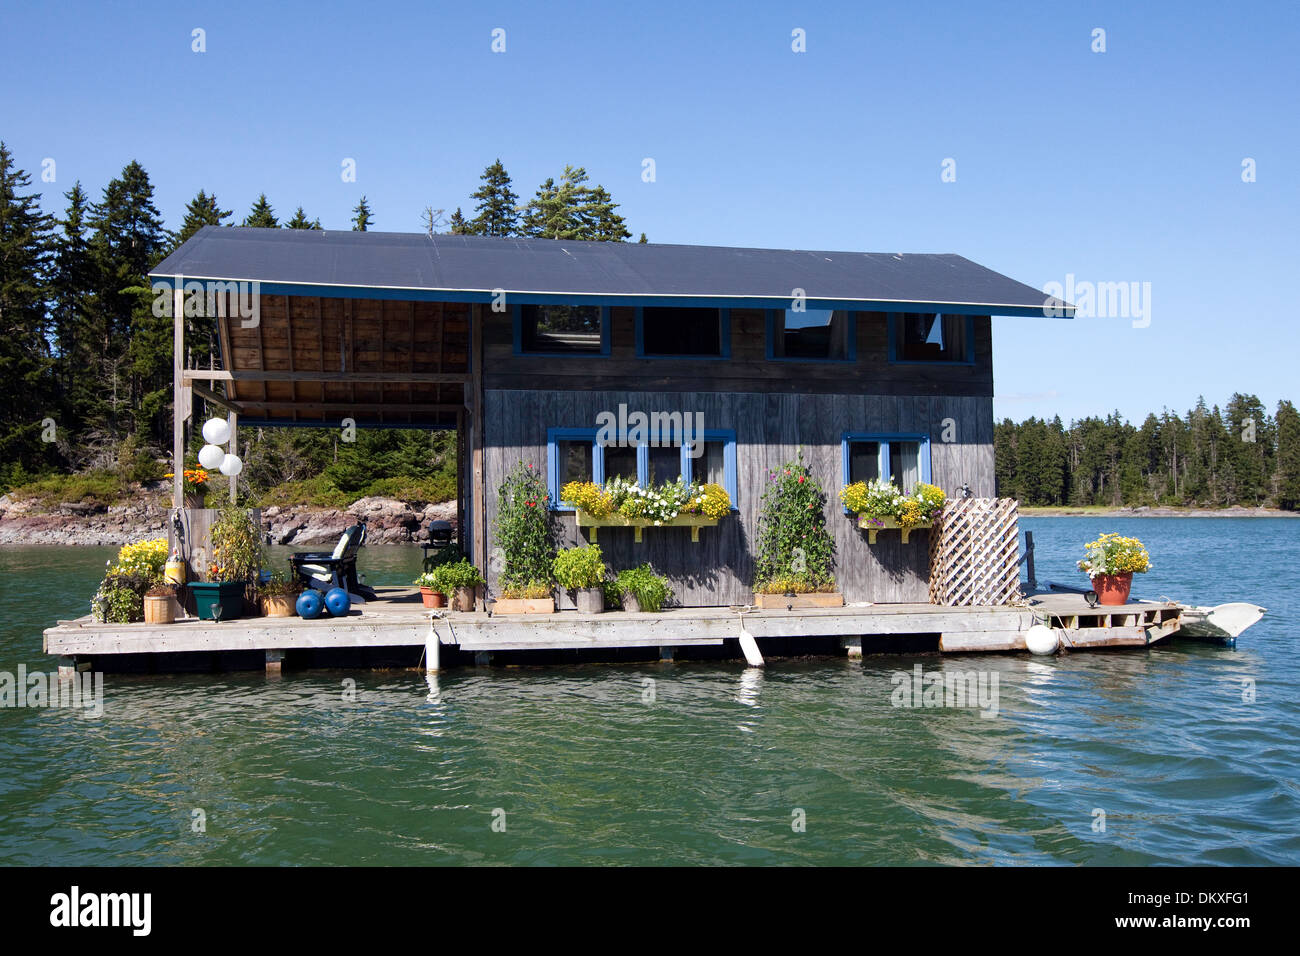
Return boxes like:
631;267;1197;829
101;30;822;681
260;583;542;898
202;417;231;445
198;443;225;469
218;453;243;477
738;625;764;667
1025;623;1058;655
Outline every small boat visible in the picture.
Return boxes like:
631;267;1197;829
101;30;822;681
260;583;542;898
1175;602;1266;643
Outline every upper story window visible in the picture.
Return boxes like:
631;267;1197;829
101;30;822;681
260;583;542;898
842;432;932;494
637;307;730;358
516;304;609;356
768;308;853;361
889;312;973;363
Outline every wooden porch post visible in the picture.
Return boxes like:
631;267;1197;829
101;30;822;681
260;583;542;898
172;282;185;510
471;304;487;606
227;410;238;503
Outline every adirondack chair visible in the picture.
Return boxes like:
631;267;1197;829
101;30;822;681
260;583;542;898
289;521;378;603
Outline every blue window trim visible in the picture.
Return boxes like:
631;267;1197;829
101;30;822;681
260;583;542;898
634;307;731;359
514;305;611;357
682;429;739;511
886;312;976;366
547;426;739;512
840;432;933;512
764;309;858;363
547;427;601;509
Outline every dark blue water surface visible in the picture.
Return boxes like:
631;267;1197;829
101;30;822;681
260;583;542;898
0;518;1295;865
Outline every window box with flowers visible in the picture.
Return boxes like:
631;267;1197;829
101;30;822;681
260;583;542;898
562;477;730;543
839;480;946;543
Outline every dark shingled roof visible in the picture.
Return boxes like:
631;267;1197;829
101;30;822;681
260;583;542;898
151;227;1070;316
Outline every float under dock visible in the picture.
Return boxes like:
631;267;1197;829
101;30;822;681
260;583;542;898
42;588;1183;670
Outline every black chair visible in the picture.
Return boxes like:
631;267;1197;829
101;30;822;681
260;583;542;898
422;519;460;571
289;522;378;603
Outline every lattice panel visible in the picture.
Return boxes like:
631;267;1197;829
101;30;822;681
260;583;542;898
927;498;1023;606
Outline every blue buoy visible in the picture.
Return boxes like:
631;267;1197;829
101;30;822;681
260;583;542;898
297;589;325;619
324;587;352;617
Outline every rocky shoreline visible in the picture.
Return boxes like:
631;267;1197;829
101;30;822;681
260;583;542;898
1019;504;1298;518
0;494;457;547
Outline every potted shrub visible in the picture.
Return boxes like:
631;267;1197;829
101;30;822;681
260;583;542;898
91;538;171;624
1078;532;1151;605
752;453;842;607
553;544;607;613
258;571;300;617
433;559;484;612
415;571;447;608
615;564;672;613
493;462;556;613
163;466;211;508
190;505;260;620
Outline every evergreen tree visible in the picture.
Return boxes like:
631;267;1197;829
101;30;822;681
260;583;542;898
638;232;648;243
351;196;373;231
580;183;631;241
468;159;519;236
242;193;278;228
49;182;96;420
447;207;470;234
284;206;321;229
1275;400;1300;510
521;166;630;241
176;189;232;246
0;143;55;485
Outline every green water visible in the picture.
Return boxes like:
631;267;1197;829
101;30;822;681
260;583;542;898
1;519;1296;865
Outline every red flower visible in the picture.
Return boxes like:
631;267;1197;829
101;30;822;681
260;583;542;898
797;476;805;483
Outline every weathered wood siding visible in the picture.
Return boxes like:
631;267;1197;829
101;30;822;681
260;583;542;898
483;389;994;607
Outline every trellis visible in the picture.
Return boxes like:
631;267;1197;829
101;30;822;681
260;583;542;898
927;498;1023;606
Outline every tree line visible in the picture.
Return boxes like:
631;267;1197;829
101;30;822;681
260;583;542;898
0;143;635;498
995;395;1300;510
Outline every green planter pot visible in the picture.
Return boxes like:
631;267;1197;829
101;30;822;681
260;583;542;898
189;581;246;621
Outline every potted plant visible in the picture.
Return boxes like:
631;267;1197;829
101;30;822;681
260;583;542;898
258;571;300;617
839;480;946;543
415;571;447;608
91;538;171;624
614;564;672;613
163;466;211;508
553;544;607;613
190;505;260;620
752;453;842;607
1078;532;1151;605
143;584;177;624
561;477;730;543
493;462;556;614
433;559;484;612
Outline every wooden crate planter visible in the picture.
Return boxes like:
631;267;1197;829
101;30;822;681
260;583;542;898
753;592;844;609
493;598;555;615
575;512;720;543
855;515;932;544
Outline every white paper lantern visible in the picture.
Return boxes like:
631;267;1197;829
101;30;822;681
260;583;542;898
198;443;226;469
201;417;231;445
219;454;244;477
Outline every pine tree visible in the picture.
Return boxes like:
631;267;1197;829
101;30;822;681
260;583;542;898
242;193;278;228
520;176;567;238
581;184;631;241
351;196;373;231
448;207;470;234
1274;400;1300;510
175;189;232;246
0;142;55;486
468;159;519;237
638;232;648;243
50;182;96;417
284;206;321;229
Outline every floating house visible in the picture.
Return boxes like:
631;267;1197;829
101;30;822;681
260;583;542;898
147;227;1074;607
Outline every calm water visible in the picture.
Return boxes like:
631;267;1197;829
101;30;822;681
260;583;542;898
0;518;1296;865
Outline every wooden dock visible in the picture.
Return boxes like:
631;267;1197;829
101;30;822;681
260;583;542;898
42;589;1183;672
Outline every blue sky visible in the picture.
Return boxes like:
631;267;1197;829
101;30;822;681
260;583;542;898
3;0;1297;424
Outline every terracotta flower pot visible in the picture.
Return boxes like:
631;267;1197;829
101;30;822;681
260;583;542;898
1092;572;1134;606
420;587;446;609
